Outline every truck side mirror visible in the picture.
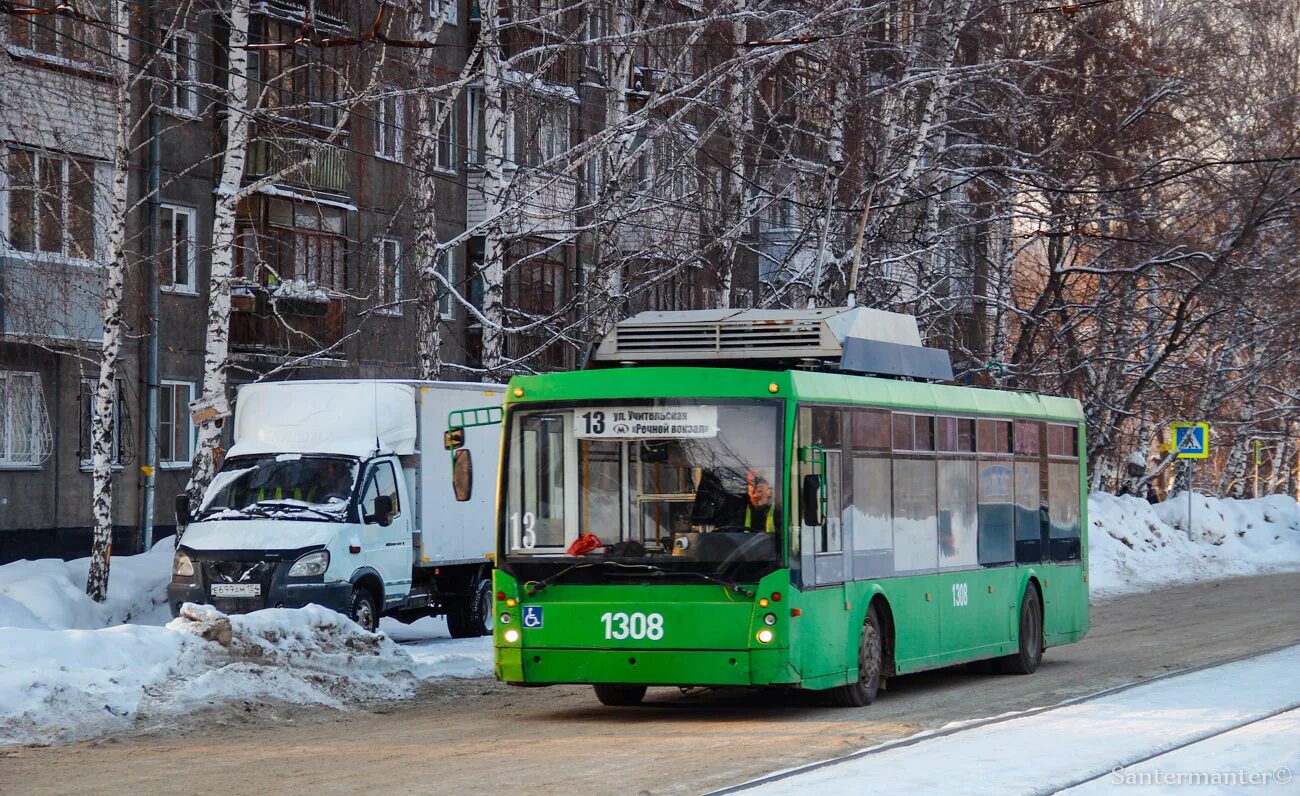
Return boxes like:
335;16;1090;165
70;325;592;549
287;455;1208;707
801;474;823;526
444;427;465;451
175;494;192;527
453;449;473;502
368;495;394;526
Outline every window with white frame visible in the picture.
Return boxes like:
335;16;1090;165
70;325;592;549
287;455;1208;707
80;379;123;468
159;381;196;467
434;99;457;172
161;205;198;293
430;0;458;25
0;371;52;467
4;148;98;261
437;246;456;318
161;30;199;115
377;237;402;315
375;90;404;161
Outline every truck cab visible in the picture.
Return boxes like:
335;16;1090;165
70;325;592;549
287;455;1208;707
168;380;501;635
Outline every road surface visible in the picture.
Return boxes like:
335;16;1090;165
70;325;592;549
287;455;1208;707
3;572;1299;795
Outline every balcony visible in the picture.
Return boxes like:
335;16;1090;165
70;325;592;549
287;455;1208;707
229;286;346;358
252;0;348;28
468;166;576;240
0;255;104;343
246;138;349;195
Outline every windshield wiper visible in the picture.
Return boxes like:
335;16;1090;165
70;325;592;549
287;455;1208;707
525;560;754;598
253;500;340;521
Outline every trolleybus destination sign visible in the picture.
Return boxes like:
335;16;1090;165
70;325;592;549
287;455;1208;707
574;406;719;439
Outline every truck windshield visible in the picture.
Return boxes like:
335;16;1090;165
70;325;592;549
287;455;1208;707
198;454;359;521
501;400;783;582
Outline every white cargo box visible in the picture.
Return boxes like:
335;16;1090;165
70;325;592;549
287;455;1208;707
230;380;502;569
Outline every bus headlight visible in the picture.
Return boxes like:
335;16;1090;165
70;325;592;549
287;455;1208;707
756;629;774;644
503;628;521;643
499;612;512;624
172;550;194;577
763;613;777;626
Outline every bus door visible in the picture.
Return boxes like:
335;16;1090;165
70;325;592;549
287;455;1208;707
795;407;850;679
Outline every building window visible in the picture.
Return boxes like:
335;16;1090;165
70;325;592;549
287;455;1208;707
161;205;198;294
0;372;52;467
377;237;402;315
261;19;345;129
437;246;456;318
7;0;111;69
159;381;196;467
261;200;347;293
80;379;124;469
467;89;484;165
434;99;457;172
376;89;404;161
5;148;97;261
430;0;458;26
162;30;199;115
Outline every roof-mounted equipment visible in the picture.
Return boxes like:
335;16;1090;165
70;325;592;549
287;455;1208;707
589;307;953;382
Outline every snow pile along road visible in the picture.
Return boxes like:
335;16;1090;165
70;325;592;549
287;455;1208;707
1088;493;1300;597
0;542;173;630
0;603;420;746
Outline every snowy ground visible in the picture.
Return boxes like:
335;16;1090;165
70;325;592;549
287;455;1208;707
731;644;1300;795
1;492;1296;748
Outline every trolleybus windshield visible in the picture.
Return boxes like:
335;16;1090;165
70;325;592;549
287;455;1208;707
501;400;783;581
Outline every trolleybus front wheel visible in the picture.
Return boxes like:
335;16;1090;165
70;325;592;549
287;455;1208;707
830;605;883;707
996;585;1043;675
593;684;647;706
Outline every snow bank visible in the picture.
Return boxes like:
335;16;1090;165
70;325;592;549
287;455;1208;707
1088;493;1300;597
0;603;419;746
0;541;173;630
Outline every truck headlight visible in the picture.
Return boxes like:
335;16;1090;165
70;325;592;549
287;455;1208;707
288;550;330;577
173;550;194;577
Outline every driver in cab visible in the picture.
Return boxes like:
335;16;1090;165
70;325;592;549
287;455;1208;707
690;468;774;533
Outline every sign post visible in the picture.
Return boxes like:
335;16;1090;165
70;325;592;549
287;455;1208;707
1172;422;1210;540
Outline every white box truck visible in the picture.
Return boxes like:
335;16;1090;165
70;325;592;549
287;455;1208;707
168;380;502;636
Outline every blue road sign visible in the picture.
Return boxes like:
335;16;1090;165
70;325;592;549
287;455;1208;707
1172;422;1210;459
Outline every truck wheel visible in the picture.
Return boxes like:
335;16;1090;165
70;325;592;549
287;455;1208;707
996;586;1043;675
593;684;647;706
448;577;493;638
348;586;379;633
829;606;883;707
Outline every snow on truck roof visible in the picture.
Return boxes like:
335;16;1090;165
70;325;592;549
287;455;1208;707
227;380;502;458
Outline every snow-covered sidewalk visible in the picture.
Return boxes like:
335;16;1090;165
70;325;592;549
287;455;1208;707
734;645;1300;795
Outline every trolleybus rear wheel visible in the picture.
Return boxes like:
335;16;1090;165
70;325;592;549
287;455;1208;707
593;684;647;706
996;585;1043;675
830;606;883;707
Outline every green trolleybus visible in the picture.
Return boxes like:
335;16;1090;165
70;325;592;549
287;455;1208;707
484;308;1088;707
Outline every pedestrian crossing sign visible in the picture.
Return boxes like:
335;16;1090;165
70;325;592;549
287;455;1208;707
1172;422;1210;459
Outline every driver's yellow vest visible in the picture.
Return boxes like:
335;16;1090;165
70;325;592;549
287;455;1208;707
746;504;775;533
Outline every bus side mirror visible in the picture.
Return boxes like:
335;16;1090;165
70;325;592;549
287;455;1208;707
801;474;823;526
444;428;465;451
175;494;192;526
452;449;473;502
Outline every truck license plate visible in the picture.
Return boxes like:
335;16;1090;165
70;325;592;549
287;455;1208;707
211;583;261;597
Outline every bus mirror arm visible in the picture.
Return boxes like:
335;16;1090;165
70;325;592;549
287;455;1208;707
801;474;823;526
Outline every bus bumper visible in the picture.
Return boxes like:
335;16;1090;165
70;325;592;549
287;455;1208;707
496;646;798;687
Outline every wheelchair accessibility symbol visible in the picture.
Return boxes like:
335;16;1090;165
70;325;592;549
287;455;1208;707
522;605;544;629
